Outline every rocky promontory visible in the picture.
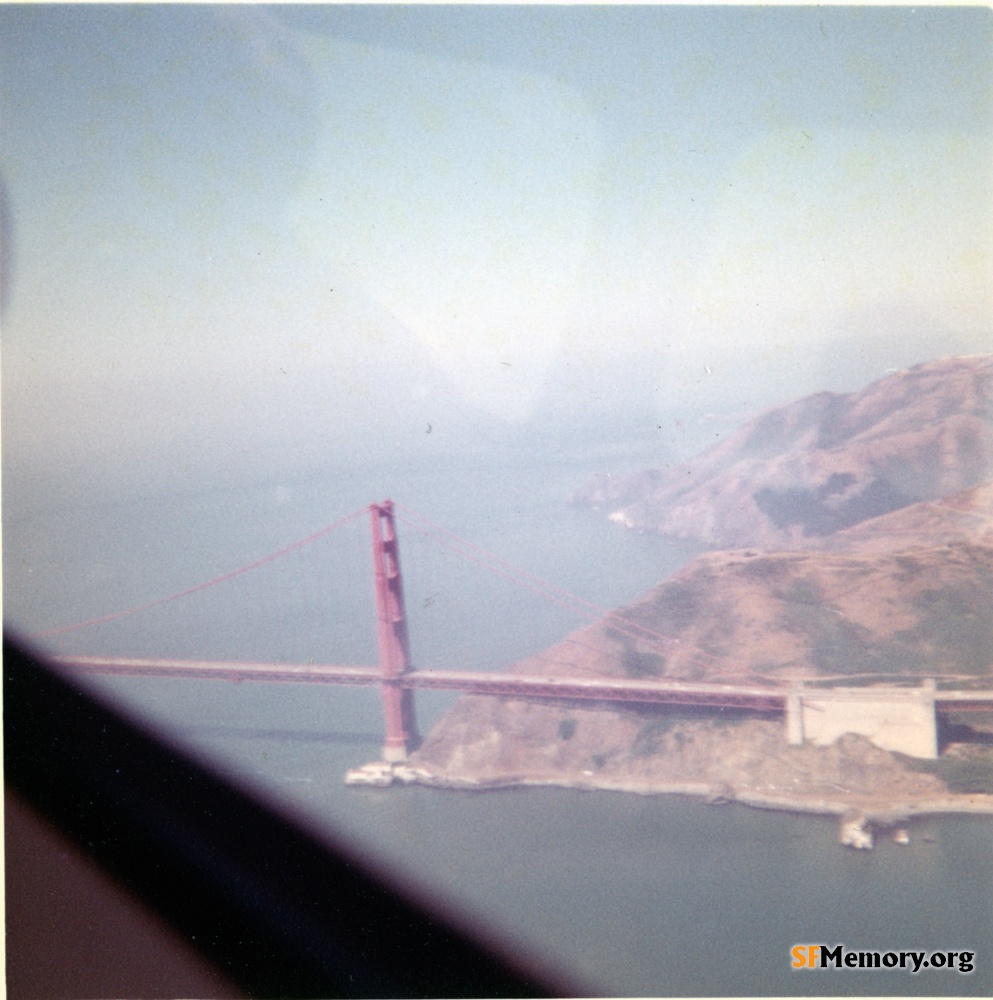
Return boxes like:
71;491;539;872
404;357;993;824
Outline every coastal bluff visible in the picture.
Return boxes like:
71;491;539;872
572;354;993;550
409;521;993;817
408;357;993;821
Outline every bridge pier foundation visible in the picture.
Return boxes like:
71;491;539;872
381;680;418;763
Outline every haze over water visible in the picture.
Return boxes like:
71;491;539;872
3;7;991;508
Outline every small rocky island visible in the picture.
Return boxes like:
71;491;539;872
355;357;993;847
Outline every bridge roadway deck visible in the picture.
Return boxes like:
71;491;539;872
405;668;786;710
52;655;786;710
51;656;993;712
53;655;384;686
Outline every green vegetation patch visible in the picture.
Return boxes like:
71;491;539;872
893;554;923;583
779;577;822;605
625;649;666;678
631;717;679;758
739;557;792;584
619;579;705;634
697;598;738;659
754;476;910;536
775;564;993;677
604;628;667;679
894;583;993;675
778;582;918;675
629;707;746;758
901;748;993;794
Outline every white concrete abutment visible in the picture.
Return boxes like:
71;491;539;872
785;680;938;759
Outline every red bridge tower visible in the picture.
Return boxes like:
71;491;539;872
370;501;419;761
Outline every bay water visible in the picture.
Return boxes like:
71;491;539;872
6;459;991;996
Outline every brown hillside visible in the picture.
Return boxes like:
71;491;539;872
499;500;993;686
410;527;993;805
413;358;993;808
573;354;993;549
825;480;993;552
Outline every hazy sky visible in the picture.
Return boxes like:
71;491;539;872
3;5;991;502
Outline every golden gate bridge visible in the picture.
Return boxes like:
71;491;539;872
36;501;993;764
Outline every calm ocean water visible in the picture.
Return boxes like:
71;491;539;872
7;460;992;996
